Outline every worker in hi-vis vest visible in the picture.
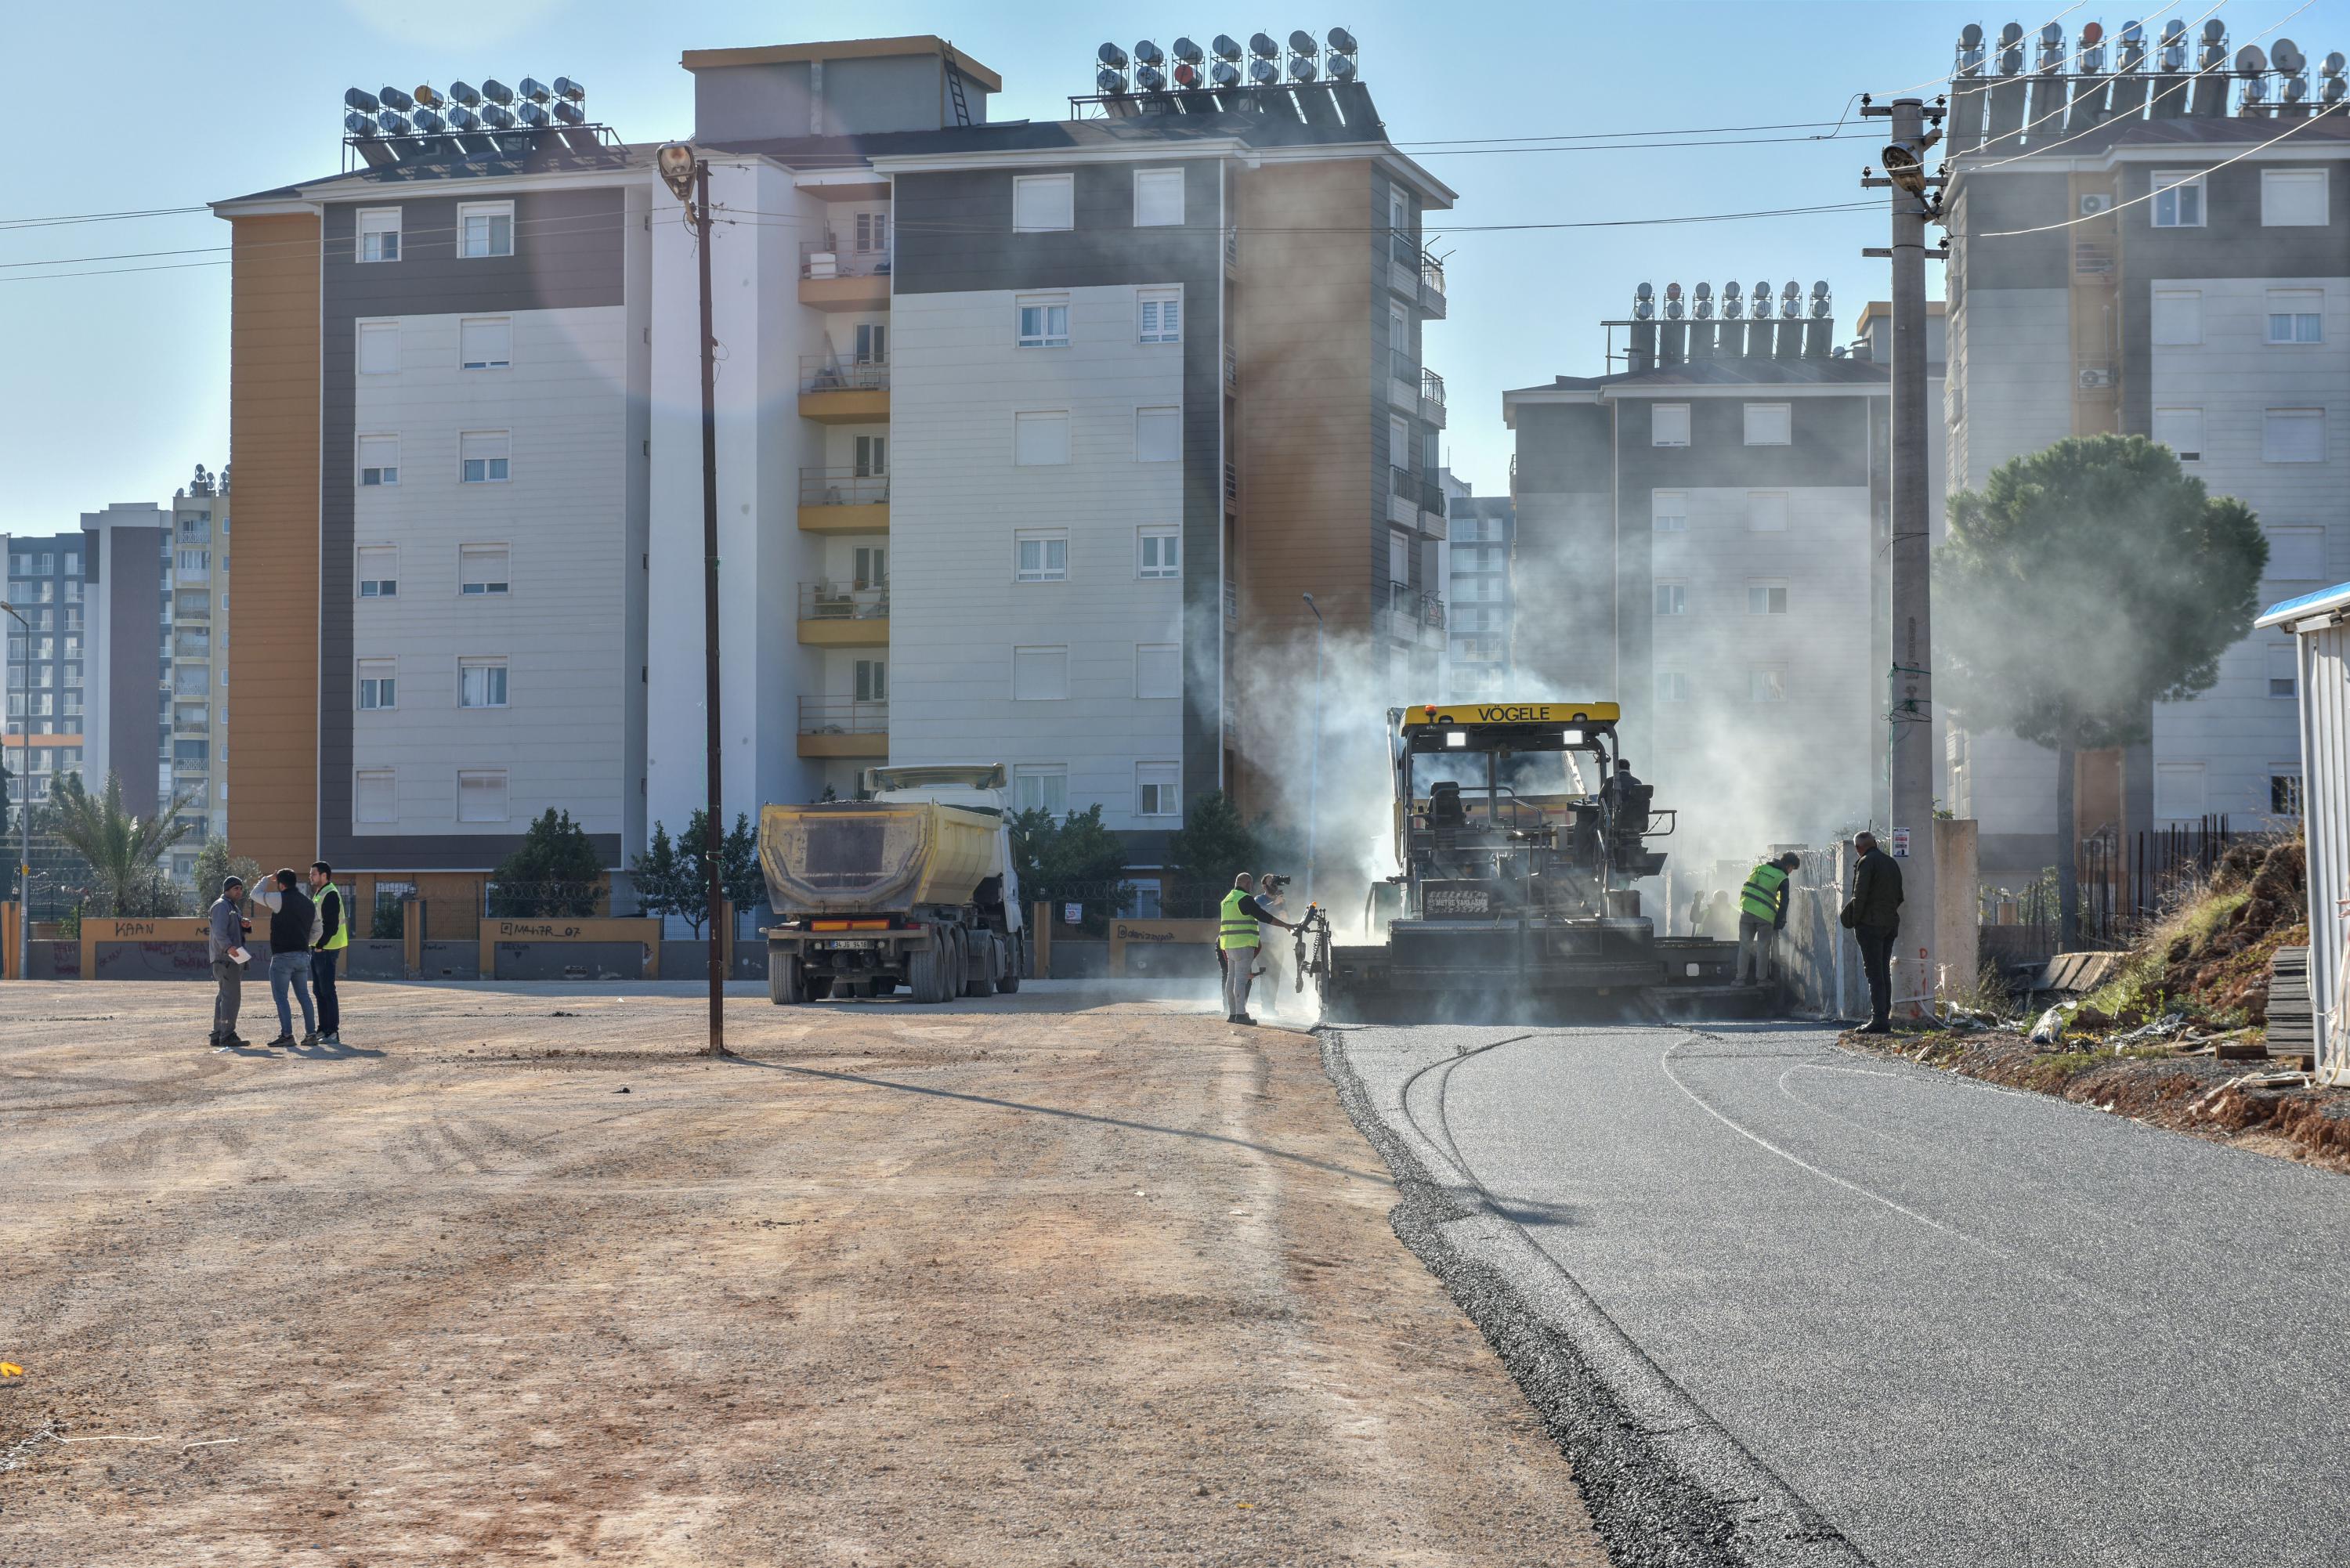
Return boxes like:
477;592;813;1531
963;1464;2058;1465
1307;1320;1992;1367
1217;872;1297;1027
306;861;349;1048
1736;852;1802;985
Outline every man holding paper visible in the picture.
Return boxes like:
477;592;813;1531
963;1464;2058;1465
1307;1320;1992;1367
207;876;254;1050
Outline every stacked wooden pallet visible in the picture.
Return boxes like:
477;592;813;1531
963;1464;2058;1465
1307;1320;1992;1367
2265;945;2314;1068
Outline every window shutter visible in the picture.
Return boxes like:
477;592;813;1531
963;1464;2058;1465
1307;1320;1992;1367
2263;410;2324;464
1135;406;1180;462
1134;169;1184;226
357;323;399;374
2261;170;2327;227
1014;411;1071;466
1136;644;1180;699
1012;646;1070;700
1013;175;1074;232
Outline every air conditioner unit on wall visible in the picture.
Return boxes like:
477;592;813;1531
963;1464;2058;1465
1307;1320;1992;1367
2079;192;2115;217
2077;367;2115;389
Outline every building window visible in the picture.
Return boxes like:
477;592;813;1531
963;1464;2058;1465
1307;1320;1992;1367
1012;645;1069;701
1136;643;1180;699
1138;288;1182;344
356;208;401;262
2153;761;2206;822
2152;406;2203;462
357;659;396;710
457;658;508;709
2272;770;2304;816
457;201;515;258
851;321;888;364
460;431;510;483
460;544;511;595
1138;526;1180;579
2151;290;2201;346
1747;491;1788;532
853;211;890;255
355;769;395;824
1748;581;1789;615
2266;289;2323;345
1133;168;1184;226
1750;667;1788;704
1014;530;1069;583
1135;405;1180;462
1652;404;1690;447
1656;671;1693;703
457;769;508;822
1653;490;1687;533
1743;403;1791;446
1136;763;1180;818
853;546;886;588
854;659;887;703
358;435;400;487
2261;169;2328;228
459;316;512;370
2149;170;2204;228
1654;581;1687;616
854;434;887;477
2263;409;2325;464
1013;764;1067;816
1013;410;1071;466
2268;526;2325;580
1016;294;1071;348
2267;643;2299;699
1012;173;1075;233
357;320;400;375
357;545;397;598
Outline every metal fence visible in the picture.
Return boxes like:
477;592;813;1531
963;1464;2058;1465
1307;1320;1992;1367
797;580;891;620
483;881;612;918
1979;817;2243;959
798;468;889;507
797;696;888;735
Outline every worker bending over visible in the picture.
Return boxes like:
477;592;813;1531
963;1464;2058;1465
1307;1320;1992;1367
1737;852;1802;985
1218;872;1297;1026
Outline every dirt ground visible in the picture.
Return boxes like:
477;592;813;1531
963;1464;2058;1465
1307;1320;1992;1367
1840;1026;2350;1173
0;981;1606;1567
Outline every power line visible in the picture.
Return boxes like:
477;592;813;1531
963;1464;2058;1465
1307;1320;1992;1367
0;204;209;231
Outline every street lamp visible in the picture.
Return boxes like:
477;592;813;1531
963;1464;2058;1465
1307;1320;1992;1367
659;142;728;1058
1880;125;1942;197
2;601;25;981
1302;593;1324;905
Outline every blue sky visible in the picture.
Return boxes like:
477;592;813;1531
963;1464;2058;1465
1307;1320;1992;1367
6;0;2344;523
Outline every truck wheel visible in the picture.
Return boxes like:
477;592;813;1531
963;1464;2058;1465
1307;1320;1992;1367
962;931;994;998
995;934;1021;994
770;955;806;1005
906;934;952;1004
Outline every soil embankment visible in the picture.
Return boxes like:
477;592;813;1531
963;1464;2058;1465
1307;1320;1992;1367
1;983;1603;1566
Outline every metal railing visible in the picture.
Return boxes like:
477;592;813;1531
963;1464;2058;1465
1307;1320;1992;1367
1223;461;1238;506
1223;226;1238;269
799;355;889;394
1390;348;1419;387
1421;252;1447;298
797;580;891;620
1420;367;1446;413
799;468;891;507
1383;580;1444;630
483;880;610;919
797;696;889;735
1388;228;1419;266
1223;581;1238;628
1390;465;1440;516
799;240;892;280
1222;345;1237;390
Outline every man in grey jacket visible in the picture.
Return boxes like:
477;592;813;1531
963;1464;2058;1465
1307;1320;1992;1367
207;876;252;1049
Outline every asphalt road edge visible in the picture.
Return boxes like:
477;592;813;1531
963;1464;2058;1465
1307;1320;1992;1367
1319;1028;1870;1568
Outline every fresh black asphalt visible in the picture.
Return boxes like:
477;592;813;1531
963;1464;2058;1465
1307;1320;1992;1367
1329;1022;2350;1568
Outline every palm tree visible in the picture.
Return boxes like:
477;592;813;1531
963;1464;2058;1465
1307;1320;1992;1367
43;771;200;917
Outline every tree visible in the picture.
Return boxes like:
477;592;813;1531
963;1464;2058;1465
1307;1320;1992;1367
721;811;766;935
190;836;261;903
44;772;198;917
1938;434;2265;944
1009;804;1133;935
630;822;687;926
488;808;604;917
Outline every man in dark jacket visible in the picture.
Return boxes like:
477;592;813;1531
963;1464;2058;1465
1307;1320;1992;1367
1849;832;1905;1034
263;869;319;1049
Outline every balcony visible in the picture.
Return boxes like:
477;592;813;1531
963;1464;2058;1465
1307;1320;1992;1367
797;579;890;646
1387;349;1421;413
1223;344;1238;393
799;240;892;311
1419;367;1447;430
797;696;888;759
1419;253;1448;320
1223;580;1238;630
1223;226;1239;276
1381;580;1447;643
798;468;891;533
1390;466;1443;532
799;355;890;424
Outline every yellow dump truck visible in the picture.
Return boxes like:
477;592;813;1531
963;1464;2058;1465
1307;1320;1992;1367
759;764;1027;1004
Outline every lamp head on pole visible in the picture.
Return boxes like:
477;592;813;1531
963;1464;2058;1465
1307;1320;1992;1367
657;143;699;204
1302;591;1322;623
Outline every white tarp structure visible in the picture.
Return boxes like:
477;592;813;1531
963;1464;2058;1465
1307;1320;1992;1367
2256;583;2350;1086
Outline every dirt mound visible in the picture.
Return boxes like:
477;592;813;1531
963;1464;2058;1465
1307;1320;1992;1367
2087;834;2308;1028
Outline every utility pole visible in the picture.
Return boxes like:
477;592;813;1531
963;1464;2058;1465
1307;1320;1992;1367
1864;95;1944;1017
660;144;729;1057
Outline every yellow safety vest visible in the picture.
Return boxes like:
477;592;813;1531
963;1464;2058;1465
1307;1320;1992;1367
1740;863;1789;923
1219;889;1260;951
319;883;350;950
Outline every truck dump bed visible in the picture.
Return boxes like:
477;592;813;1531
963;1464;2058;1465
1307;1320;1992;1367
759;800;1004;916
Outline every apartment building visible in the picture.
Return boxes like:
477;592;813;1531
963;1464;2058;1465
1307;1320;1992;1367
1940;21;2350;887
2;531;92;816
168;465;231;863
215;33;1453;912
1441;469;1513;700
1503;287;1946;853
